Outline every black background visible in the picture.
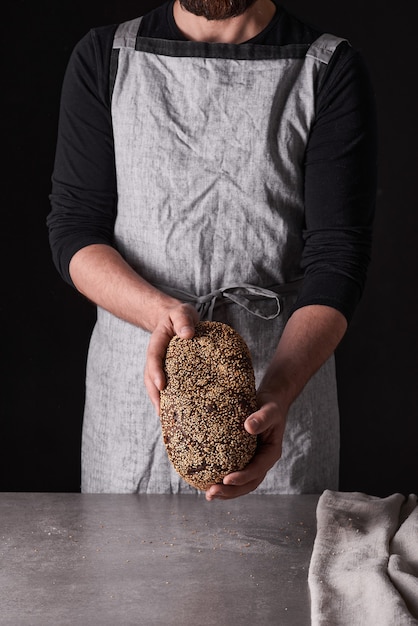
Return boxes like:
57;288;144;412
2;1;417;495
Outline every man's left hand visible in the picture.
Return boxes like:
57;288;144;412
205;392;287;500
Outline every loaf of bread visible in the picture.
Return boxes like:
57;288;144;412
160;321;258;490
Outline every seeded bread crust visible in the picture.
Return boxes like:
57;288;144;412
160;321;258;490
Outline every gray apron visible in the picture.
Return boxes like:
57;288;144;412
81;19;343;494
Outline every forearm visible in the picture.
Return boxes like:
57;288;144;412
256;304;347;412
69;243;180;332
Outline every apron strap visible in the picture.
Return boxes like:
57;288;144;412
154;280;303;321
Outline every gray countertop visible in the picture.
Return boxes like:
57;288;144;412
0;493;319;625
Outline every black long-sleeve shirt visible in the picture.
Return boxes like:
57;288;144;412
47;0;378;322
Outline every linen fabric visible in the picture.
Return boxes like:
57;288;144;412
308;490;418;625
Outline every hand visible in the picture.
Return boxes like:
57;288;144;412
204;304;347;500
144;303;199;414
205;391;288;501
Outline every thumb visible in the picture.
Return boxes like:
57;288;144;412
244;402;276;435
171;305;199;338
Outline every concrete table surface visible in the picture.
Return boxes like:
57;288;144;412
0;493;319;625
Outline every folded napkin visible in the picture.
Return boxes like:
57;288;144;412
308;490;418;625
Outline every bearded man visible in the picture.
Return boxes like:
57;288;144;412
47;0;377;496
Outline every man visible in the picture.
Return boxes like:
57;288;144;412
47;0;377;498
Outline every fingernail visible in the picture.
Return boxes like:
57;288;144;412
207;487;223;500
249;416;260;431
179;326;194;336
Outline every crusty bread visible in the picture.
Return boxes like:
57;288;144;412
160;321;258;490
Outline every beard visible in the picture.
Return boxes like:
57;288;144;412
178;0;257;21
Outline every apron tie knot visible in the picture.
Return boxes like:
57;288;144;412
154;280;303;321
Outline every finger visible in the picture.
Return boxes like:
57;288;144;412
170;304;199;338
244;402;280;435
205;476;264;501
205;438;283;501
146;326;170;390
144;372;161;415
223;446;280;487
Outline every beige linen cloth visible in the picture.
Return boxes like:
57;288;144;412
308;490;418;625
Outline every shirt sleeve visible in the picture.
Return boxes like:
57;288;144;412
293;43;378;322
47;25;117;286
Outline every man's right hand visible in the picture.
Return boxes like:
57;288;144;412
68;244;199;414
144;303;199;414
